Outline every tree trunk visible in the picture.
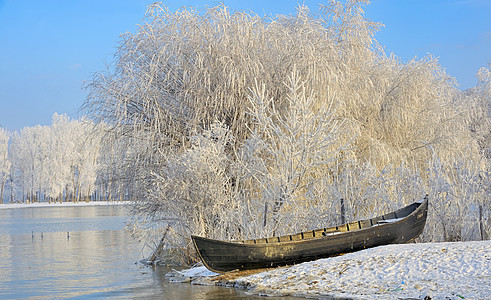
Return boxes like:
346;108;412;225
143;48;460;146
479;204;488;240
9;178;14;203
0;177;5;204
148;225;171;264
263;202;268;228
340;198;346;224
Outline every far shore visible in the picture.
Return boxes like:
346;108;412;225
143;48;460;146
0;201;130;209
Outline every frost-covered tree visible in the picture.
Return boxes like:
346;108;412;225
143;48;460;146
0;127;11;204
48;114;74;202
84;0;489;259
10;125;49;202
45;113;101;202
8;114;101;203
461;65;491;160
76;129;101;202
95;124;153;202
242;71;349;235
85;0;480;180
62;116;101;202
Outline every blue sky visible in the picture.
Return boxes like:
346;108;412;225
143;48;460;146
0;0;489;131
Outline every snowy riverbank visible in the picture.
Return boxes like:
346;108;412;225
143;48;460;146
0;201;128;209
171;240;490;299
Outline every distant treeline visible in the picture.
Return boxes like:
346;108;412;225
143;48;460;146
0;114;140;204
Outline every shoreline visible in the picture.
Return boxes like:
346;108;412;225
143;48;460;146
0;201;129;209
174;240;490;299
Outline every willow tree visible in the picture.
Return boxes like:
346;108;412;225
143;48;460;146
84;0;489;255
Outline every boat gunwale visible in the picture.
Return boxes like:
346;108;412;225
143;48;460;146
192;197;428;248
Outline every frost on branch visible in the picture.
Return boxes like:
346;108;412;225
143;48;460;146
242;71;348;236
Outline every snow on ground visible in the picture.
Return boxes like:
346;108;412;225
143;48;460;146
166;265;219;283
0;201;128;209
184;241;490;299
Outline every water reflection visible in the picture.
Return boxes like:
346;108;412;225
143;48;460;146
0;207;148;299
0;206;287;299
0;206;128;236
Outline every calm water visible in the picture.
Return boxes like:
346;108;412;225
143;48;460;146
0;205;264;299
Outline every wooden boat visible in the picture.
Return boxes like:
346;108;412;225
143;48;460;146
192;196;428;272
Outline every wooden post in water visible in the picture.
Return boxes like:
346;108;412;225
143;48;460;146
479;204;487;240
340;198;346;224
148;225;171;264
263;202;268;228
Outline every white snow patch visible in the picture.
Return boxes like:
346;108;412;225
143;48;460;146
195;241;491;299
177;266;218;278
166;265;218;283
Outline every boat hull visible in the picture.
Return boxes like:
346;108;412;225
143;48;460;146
192;197;428;272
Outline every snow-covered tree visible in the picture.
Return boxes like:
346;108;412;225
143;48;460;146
83;0;489;260
0;127;11;204
461;65;491;160
242;71;348;235
8;114;102;203
94;124;152;202
47;114;73;202
10;125;44;202
85;1;481;178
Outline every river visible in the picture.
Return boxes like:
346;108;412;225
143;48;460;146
0;204;264;299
